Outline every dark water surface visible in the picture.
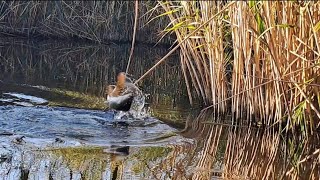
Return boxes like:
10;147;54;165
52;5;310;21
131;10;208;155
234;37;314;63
0;38;198;179
0;38;319;179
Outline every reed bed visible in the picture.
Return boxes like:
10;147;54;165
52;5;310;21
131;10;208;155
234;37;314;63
0;1;173;44
156;1;320;134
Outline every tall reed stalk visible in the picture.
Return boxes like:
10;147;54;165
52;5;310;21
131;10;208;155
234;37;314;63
155;1;320;134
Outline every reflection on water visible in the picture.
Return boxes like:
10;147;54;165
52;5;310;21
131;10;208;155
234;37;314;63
0;38;319;179
0;38;187;100
181;110;320;179
0;37;195;123
1;107;318;179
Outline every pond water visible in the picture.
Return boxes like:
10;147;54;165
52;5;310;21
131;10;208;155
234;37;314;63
0;38;319;179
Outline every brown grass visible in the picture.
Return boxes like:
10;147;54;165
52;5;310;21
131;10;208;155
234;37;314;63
0;1;173;44
149;1;320;134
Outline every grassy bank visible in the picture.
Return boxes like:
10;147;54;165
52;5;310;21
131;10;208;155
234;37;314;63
155;1;320;134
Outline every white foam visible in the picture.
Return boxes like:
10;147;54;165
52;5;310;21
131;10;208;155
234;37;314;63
3;93;48;104
13;101;34;107
0;98;14;102
106;93;133;105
